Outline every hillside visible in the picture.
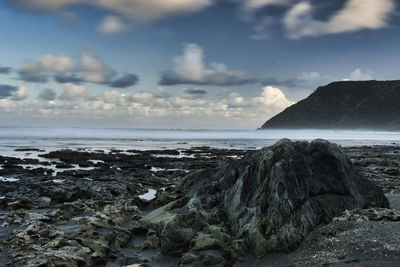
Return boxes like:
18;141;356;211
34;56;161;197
261;80;400;130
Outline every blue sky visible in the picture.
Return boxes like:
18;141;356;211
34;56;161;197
0;0;399;129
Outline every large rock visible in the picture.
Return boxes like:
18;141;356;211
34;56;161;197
141;139;389;264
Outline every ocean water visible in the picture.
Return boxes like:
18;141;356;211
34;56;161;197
0;127;400;158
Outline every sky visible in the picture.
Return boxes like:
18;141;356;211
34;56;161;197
0;0;399;129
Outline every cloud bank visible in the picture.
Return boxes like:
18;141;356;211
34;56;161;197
0;84;294;128
8;0;396;39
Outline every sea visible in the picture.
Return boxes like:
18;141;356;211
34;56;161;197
1;127;400;159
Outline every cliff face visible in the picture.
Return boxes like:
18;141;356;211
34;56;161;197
261;80;400;130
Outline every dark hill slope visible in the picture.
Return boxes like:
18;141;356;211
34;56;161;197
261;80;400;130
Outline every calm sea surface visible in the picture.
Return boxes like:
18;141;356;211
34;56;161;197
0;127;399;159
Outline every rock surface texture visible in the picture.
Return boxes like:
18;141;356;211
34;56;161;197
142;139;389;265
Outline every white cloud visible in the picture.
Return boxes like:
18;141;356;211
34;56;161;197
173;44;205;82
21;54;75;73
244;0;292;9
103;90;125;105
79;50;111;83
0;99;13;110
343;68;374;81
298;71;321;82
97;16;127;35
60;83;89;101
11;85;28;101
20;50;113;84
160;44;257;86
12;0;213;22
95;0;213;22
258;86;295;109
12;0;85;12
283;0;396;39
0;85;294;128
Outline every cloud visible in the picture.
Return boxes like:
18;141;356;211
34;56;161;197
109;73;139;88
226;86;293;109
258;86;294;109
9;0;86;12
21;53;75;73
153;88;171;99
18;72;49;83
298;71;321;82
19;53;76;83
344;68;374;81
98;16;127;35
243;0;292;9
60;83;88;101
0;66;12;74
180;89;208;99
0;84;28;101
79;50;113;83
283;0;396;39
0;85;294;128
18;50;137;87
241;0;396;39
10;0;213;22
0;99;14;110
264;71;330;89
97;85;293;123
19;51;107;82
0;84;18;99
160;44;258;86
103;90;166;106
11;85;28;101
38;88;57;101
54;74;83;84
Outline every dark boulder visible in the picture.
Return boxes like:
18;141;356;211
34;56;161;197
141;139;389;264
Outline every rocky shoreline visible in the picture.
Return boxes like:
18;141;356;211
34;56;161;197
0;141;400;266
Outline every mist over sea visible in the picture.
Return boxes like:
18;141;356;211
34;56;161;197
1;127;400;158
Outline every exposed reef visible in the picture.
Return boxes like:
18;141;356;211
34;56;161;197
0;140;399;266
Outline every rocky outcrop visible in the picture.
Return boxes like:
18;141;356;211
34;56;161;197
141;139;389;265
261;80;400;130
